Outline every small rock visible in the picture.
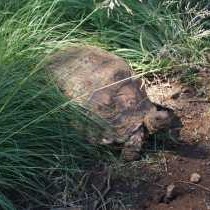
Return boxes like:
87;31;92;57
190;172;201;183
166;184;176;199
180;168;184;172
163;183;180;203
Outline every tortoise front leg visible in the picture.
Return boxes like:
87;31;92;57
122;123;148;161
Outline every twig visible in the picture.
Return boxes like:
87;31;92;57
162;154;168;173
92;184;107;210
175;180;210;193
187;99;210;103
76;172;91;197
92;168;111;210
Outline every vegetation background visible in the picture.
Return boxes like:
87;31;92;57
0;0;209;209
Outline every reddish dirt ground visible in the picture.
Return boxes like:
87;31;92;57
144;67;210;210
54;67;210;210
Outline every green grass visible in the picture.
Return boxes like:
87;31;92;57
0;1;112;209
0;61;113;209
0;0;210;209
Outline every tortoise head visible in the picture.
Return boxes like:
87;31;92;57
144;107;172;134
122;109;172;161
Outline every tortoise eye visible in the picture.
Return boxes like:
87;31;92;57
155;116;161;121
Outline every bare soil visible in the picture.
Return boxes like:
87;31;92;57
55;67;210;210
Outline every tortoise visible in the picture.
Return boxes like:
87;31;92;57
47;45;172;160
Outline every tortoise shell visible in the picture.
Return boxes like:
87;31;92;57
47;45;171;160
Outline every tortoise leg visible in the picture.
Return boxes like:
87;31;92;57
122;124;148;161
